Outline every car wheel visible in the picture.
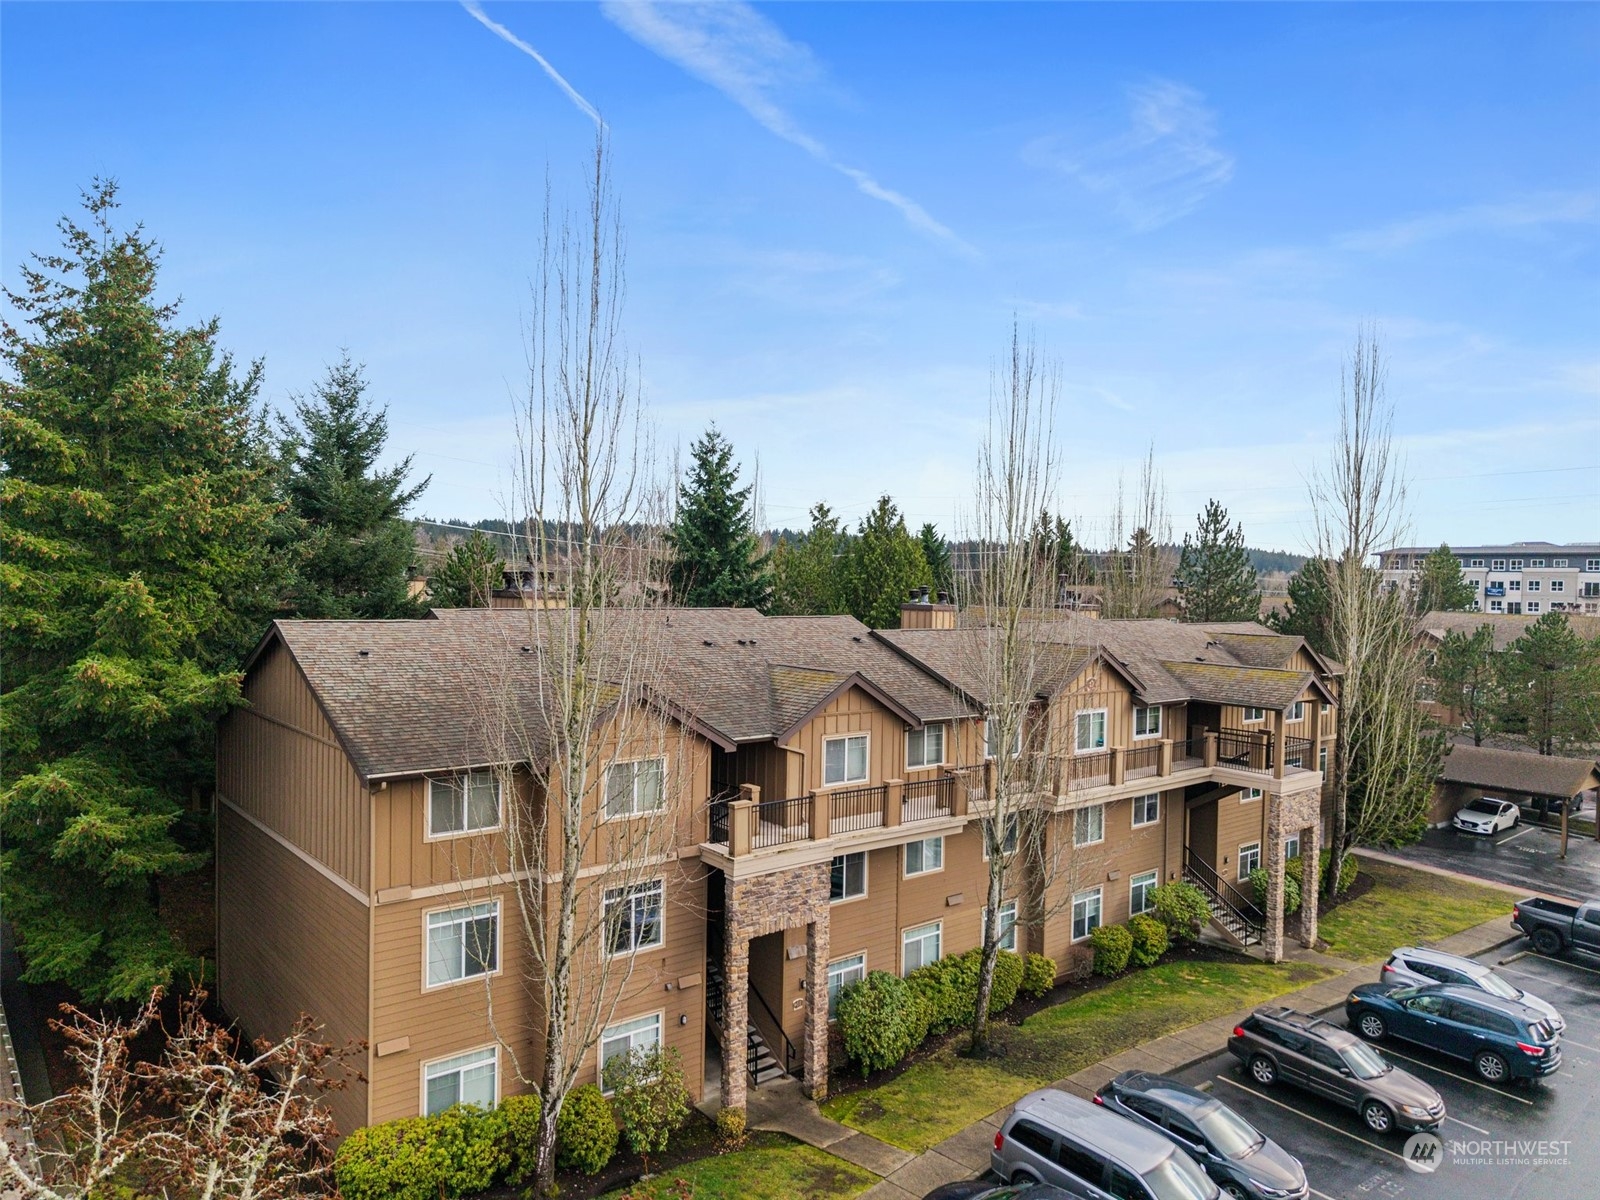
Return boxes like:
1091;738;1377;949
1361;1100;1394;1133
1010;1170;1040;1187
1532;928;1562;956
1248;1055;1278;1086
1475;1051;1509;1083
1223;1186;1248;1200
1357;1012;1387;1040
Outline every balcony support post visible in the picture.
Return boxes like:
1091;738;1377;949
1110;747;1126;786
1158;738;1173;777
1203;732;1218;768
809;789;829;842
1271;711;1287;780
885;778;904;827
730;783;759;857
950;771;968;817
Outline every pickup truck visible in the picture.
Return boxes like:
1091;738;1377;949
1512;897;1600;956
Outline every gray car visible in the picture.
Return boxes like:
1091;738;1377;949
1381;946;1564;1033
992;1088;1220;1200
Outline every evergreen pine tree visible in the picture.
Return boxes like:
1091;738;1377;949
1493;613;1600;755
770;503;844;615
918;523;953;597
0;182;287;1000
278;354;428;618
1434;624;1500;746
1411;544;1475;615
1175;499;1260;622
665;425;771;608
428;530;504;608
1268;558;1334;657
839;496;931;628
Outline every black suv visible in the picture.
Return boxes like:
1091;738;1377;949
1095;1071;1308;1199
1227;1006;1445;1135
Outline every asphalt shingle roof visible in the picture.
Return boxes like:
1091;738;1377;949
1438;744;1600;800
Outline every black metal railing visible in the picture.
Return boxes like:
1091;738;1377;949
903;774;953;820
747;983;800;1082
1282;736;1313;770
707;792;733;844
1214;729;1268;773
1183;848;1265;943
751;794;811;849
1125;743;1162;776
829;784;886;833
1066;749;1112;783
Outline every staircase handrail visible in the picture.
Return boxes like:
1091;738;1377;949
746;981;800;1081
1183;848;1265;941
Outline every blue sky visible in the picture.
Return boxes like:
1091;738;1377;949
5;2;1597;552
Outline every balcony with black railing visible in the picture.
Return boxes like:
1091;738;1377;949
705;773;967;860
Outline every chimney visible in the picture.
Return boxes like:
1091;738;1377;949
900;591;958;630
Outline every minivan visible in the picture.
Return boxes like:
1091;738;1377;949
992;1088;1220;1199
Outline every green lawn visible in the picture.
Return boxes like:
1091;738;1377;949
820;957;1338;1153
599;1132;876;1200
1317;856;1513;964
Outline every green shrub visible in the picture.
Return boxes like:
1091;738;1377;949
1126;913;1169;966
906;952;977;1034
1283;849;1359;895
1020;953;1057;998
556;1084;616;1177
1088;923;1134;976
714;1104;747;1150
429;1105;511;1196
989;950;1025;1014
603;1046;689;1169
837;970;921;1076
1149;881;1211;943
1248;866;1302;915
334;1105;510;1200
498;1092;543;1186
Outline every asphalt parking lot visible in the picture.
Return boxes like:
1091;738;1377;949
1167;946;1600;1200
1388;821;1600;901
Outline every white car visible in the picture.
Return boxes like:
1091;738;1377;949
1381;946;1564;1033
1453;796;1519;835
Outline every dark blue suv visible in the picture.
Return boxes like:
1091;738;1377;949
1345;982;1561;1083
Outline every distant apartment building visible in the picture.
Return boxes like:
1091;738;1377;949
1379;542;1600;616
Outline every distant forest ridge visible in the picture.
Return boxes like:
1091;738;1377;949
417;517;1307;578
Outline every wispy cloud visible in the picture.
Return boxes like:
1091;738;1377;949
1339;191;1600;253
1025;80;1234;230
461;1;604;127
600;0;973;255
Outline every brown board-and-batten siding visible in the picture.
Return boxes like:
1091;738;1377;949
215;634;373;1134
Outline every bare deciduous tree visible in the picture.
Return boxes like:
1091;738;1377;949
1100;447;1175;619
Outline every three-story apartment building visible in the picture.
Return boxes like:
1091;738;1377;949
215;602;1339;1134
1380;542;1600;615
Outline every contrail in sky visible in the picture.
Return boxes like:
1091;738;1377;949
461;1;605;128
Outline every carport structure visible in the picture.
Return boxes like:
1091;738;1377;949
1434;743;1600;856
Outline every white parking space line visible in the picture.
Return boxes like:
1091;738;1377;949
1376;1046;1535;1104
1495;964;1600;1001
1498;825;1540;845
1309;1190;1341;1200
1507;953;1600;979
1444;1112;1493;1135
1562;1037;1600;1053
1212;1076;1407;1163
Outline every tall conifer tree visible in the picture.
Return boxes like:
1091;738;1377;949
839;496;931;628
1175;499;1260;622
665;425;770;608
770;503;844;615
0;182;286;1000
1412;543;1475;615
918;522;953;597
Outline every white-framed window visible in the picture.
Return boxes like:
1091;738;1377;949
1528;579;1542;592
904;836;944;877
1551;580;1565;593
902;921;942;974
1588;559;1600;572
822;734;869;786
1554;558;1569;567
1489;600;1504;613
1511;559;1524;570
428;771;500;838
1131;792;1160;827
1133;705;1162;738
423;1046;497;1115
1471;558;1485;567
605;758;665;819
1285;834;1301;860
1238;842;1261;879
1527;602;1541;614
1509;579;1522;592
984;717;1023;760
1492;558;1506;570
905;724;946;769
1242;706;1265;723
426;901;499;987
830;852;866;901
982;815;1019;859
1319;746;1328;774
827;954;867;1018
600;1013;661;1086
1074;709;1108;752
1129;870;1158;916
1240;787;1262;802
604;880;664;956
1071;888;1102;942
985;899;1018;952
1288;700;1305;722
1469;579;1480;590
1073;803;1105;846
1531;558;1546;568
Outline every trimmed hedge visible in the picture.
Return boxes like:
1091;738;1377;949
499;1093;543;1186
837;970;922;1076
1248;866;1302;916
906;947;1026;1035
1126;913;1169;967
989;949;1025;1014
556;1084;617;1177
334;1104;511;1200
1021;952;1057;998
1287;849;1359;895
1149;881;1211;943
1088;923;1133;976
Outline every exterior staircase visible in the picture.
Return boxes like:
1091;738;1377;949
1193;884;1262;947
705;956;788;1086
1182;851;1265;948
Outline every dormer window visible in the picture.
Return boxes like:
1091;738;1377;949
906;724;946;769
428;771;501;837
823;734;869;786
1242;707;1265;723
1074;709;1108;753
1133;706;1162;739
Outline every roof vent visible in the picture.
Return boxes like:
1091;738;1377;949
852;635;863;642
521;646;532;653
937;590;950;604
358;649;370;658
1194;655;1204;662
703;639;715;647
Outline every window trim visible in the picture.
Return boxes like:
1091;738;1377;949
983;716;1023;760
599;1011;664;1093
426;771;503;842
1132;705;1162;740
821;733;870;788
982;815;1019;860
905;723;947;770
1074;708;1109;754
826;953;867;1020
603;756;668;821
420;1043;499;1116
984;898;1019;952
1239;787;1262;803
829;851;868;903
1073;803;1105;847
1129;869;1159;916
1238;841;1262;881
1288;700;1305;722
603;879;666;960
1071;887;1103;943
1241;706;1265;724
423;899;502;991
1131;792;1160;828
903;836;945;878
901;920;943;975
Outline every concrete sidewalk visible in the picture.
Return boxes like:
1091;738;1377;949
854;913;1522;1200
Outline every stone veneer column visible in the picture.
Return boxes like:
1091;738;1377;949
1299;817;1321;948
1262;798;1287;963
721;932;749;1115
804;917;831;1100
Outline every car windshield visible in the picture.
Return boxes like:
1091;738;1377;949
1464;800;1500;814
1143;1148;1217;1200
1476;971;1520;1000
1339;1042;1391;1080
1195;1102;1265;1158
